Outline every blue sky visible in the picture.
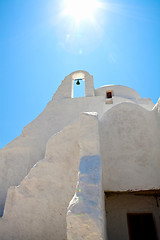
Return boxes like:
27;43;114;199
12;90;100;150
0;0;160;148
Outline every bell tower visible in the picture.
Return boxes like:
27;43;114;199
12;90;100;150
53;70;95;100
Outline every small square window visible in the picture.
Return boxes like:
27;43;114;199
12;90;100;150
106;91;112;99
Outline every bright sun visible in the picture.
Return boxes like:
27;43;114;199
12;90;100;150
62;0;100;23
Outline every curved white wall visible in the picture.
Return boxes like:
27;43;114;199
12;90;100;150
95;85;141;99
100;102;160;191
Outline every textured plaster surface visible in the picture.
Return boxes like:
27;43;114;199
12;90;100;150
67;113;106;240
0;122;79;240
100;102;160;191
0;112;106;240
95;85;141;99
0;71;100;215
0;70;159;239
0;71;153;216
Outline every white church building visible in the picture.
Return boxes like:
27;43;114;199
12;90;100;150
0;70;160;240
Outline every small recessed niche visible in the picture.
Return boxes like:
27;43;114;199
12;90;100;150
105;90;113;104
106;90;113;99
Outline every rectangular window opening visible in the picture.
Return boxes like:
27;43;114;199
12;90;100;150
106;90;112;99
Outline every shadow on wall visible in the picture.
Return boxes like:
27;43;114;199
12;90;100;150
0;192;7;217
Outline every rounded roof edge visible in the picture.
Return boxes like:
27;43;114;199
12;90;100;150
95;85;141;99
66;70;92;79
67;70;91;75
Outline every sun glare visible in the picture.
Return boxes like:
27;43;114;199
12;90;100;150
57;0;105;54
63;0;100;23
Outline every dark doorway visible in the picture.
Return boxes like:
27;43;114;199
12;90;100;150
127;213;158;240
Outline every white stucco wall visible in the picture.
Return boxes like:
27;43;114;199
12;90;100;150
0;121;80;240
67;113;106;240
0;70;159;239
0;71;153;216
100;102;160;191
95;85;141;99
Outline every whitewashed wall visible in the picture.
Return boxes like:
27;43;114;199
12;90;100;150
0;71;153;216
0;70;159;240
0;121;80;240
100;102;160;191
67;113;106;240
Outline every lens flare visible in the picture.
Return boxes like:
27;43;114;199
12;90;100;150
56;0;106;54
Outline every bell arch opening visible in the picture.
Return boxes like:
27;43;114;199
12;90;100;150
72;72;85;98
